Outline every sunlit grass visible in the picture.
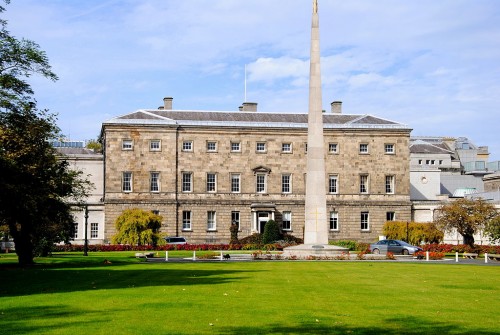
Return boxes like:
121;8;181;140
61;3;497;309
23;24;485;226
0;253;498;335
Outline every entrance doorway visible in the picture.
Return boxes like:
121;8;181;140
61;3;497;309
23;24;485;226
258;212;270;233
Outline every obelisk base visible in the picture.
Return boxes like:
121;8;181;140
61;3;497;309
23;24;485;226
283;244;349;259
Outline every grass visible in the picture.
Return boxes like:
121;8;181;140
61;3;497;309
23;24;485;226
0;252;499;335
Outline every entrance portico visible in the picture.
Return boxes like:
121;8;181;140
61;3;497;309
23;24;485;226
250;203;276;233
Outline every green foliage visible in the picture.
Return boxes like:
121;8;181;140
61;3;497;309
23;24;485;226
112;209;163;246
229;222;239;245
329;240;370;252
382;221;443;245
435;198;500;247
239;233;262;245
483;215;500;243
262;220;282;244
85;139;102;153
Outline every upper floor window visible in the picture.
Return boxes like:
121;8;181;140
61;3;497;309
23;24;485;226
282;211;292;231
150;140;161;151
207;211;216;231
122;139;133;150
122;172;132;192
231;142;241;152
182;172;192;192
329;175;338;194
182;141;193;152
385;175;395;194
328;143;338;154
385;144;395;154
361;212;370;231
360;174;369;194
359;143;369;154
150;172;160;192
207;141;217;152
330;211;339;231
256;173;267;193
206;173;217;192
282;143;292;153
282;174;291;193
231;173;241;193
256;142;267;153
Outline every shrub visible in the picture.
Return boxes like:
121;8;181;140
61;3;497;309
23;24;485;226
386;252;396;260
262;220;282;244
383;221;443;245
239;233;262;245
415;251;445;260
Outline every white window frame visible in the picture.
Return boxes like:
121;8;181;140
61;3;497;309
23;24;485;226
182;211;192;231
329;175;338;194
90;222;99;239
150;140;161;151
206;173;217;193
150;172;160;192
182;172;192;192
282;211;292;231
256;142;266;153
207;211;216;231
256;173;267;193
384;143;395;154
281;174;291;194
329;143;338;154
122;139;133;150
122;172;132;192
385;175;395;194
207;141;217;152
361;212;370;231
231;142;241;152
282;143;292;153
360;174;369;194
330;211;339;231
359;143;369;154
73;223;78;239
182;141;193;152
231;173;241;193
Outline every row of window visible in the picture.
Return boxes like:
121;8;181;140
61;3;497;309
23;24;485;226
122;172;396;194
179;210;396;232
417;159;444;165
73;222;99;239
121;139;396;155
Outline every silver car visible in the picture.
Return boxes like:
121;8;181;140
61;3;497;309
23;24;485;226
164;236;187;245
370;239;422;255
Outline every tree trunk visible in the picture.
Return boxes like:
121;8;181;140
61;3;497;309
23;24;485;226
463;234;475;248
10;225;35;266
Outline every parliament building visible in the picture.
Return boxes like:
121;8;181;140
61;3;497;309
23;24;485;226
101;98;412;244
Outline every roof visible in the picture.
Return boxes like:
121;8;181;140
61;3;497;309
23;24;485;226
103;109;411;130
409;139;454;154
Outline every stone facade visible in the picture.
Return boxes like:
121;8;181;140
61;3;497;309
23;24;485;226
102;107;411;244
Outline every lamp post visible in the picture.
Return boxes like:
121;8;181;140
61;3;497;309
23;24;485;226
83;205;89;256
406;221;409;242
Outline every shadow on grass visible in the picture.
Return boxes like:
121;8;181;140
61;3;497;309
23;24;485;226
218;316;498;335
0;262;256;297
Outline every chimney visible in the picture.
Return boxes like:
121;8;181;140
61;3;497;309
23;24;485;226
163;97;173;110
242;102;258;112
330;101;342;114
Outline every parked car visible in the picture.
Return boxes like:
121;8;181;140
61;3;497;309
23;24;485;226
164;236;187;245
370;239;422;255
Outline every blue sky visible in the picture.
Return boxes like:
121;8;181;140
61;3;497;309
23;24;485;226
4;0;500;160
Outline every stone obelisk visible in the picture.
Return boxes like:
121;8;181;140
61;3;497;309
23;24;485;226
304;0;328;245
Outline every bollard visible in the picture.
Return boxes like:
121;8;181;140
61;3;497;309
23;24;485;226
193;250;196;261
165;251;169;261
426;251;429;261
485;253;488;264
220;250;223;260
455;252;459;263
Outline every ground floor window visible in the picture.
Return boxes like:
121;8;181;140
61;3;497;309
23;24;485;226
182;211;192;230
330;212;339;231
231;211;240;230
207;211;216;231
73;223;78;239
90;223;99;239
361;212;369;231
282;211;291;231
386;211;395;221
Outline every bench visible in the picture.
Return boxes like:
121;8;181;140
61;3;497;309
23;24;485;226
486;254;500;261
135;252;155;258
463;253;478;259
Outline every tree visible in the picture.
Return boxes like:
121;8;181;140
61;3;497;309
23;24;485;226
0;2;89;265
434;198;500;248
483;215;500;244
382;221;443;245
229;222;239;245
112;209;163;246
262;220;282;244
86;138;102;153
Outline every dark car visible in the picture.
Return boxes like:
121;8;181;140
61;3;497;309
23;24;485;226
370;239;422;255
164;236;187;245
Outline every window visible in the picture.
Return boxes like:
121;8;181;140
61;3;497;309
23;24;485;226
231;173;241;193
359;143;369;154
330;211;339;231
304;143;308;152
418;159;423;165
329;143;338;153
384;144;395;154
231;142;241;152
207;173;217;192
386;212;395;221
385;175;394;194
207;141;217;152
122;172;132;192
182;141;193;152
182;211;192;230
282;143;292;153
90;222;99;239
150;172;160;192
282;211;292;231
329;175;338;194
122;139;133;150
361;212;369;231
282;174;291;193
73;223;78;239
256;142;266;153
359;175;368;194
152;210;160;216
207;211;216;231
256;173;267;193
150;140;161;151
182;172;192;192
231;211;240;230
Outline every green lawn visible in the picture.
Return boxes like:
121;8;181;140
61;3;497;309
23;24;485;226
0;252;498;335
